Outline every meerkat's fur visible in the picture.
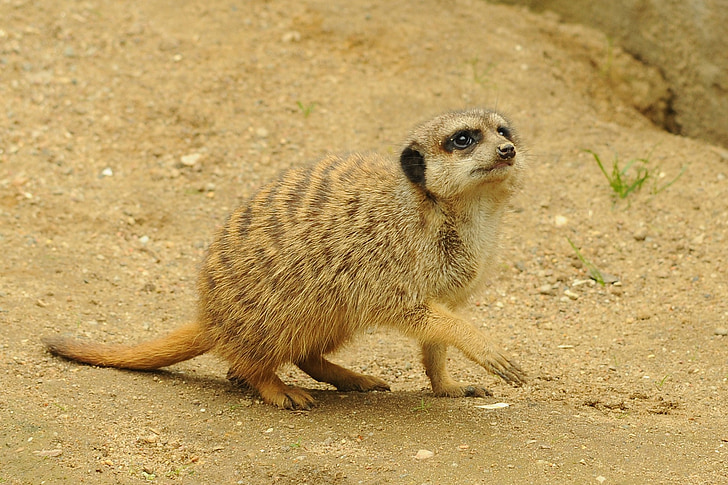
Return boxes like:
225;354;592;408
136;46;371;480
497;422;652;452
43;108;527;409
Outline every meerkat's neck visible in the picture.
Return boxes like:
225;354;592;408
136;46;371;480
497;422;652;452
432;186;510;226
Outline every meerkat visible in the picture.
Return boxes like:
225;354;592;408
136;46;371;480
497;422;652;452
43;108;527;410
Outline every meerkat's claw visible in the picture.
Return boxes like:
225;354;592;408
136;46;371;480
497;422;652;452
432;384;493;398
494;364;527;386
270;387;315;410
335;375;391;393
462;385;493;397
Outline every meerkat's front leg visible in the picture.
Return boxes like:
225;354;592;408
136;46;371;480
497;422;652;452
421;342;492;397
413;303;526;388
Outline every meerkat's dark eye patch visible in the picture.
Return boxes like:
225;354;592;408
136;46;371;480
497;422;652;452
444;129;482;152
497;126;513;141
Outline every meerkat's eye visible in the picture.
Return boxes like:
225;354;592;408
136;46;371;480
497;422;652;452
451;131;475;150
444;129;482;152
497;126;512;140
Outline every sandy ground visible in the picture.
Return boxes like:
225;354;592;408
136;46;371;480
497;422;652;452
2;0;728;483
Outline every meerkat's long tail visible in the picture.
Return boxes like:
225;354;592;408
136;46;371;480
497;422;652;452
42;323;213;370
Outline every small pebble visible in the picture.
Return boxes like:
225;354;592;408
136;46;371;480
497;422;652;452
633;228;648;241
180;153;201;166
714;328;728;336
564;289;579;300
595;272;620;284
475;402;510;410
538;284;555;296
100;167;113;177
33;449;63;457
414;449;434;460
554;215;568;227
281;31;301;43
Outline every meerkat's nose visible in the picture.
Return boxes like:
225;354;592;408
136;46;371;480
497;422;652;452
497;143;516;160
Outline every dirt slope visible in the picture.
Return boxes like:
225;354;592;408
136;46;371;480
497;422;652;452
1;0;727;483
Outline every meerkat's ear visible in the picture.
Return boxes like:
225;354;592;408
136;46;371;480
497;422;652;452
400;144;426;187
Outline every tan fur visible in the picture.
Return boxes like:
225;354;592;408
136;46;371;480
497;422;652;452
42;108;527;409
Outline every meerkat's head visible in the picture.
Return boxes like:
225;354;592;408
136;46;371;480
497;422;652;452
400;108;524;201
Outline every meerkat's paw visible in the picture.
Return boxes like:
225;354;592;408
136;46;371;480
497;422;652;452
230;368;315;410
296;356;390;393
334;374;391;393
486;352;527;386
432;383;493;398
428;372;492;398
260;385;315;410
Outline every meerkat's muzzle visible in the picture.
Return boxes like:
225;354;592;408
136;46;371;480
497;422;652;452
497;143;516;160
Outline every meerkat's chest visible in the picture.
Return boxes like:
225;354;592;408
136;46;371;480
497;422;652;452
430;204;505;303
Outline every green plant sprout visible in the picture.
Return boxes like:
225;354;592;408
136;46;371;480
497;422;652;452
141;470;156;481
466;57;496;86
655;374;671;390
652;166;686;194
165;467;188;478
411;398;431;413
585;149;650;199
600;37;615;77
567;237;605;285
296;101;316;117
585;149;685;199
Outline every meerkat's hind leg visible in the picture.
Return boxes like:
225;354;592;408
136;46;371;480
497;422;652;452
296;355;390;393
227;363;315;410
225;368;252;390
422;342;492;398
